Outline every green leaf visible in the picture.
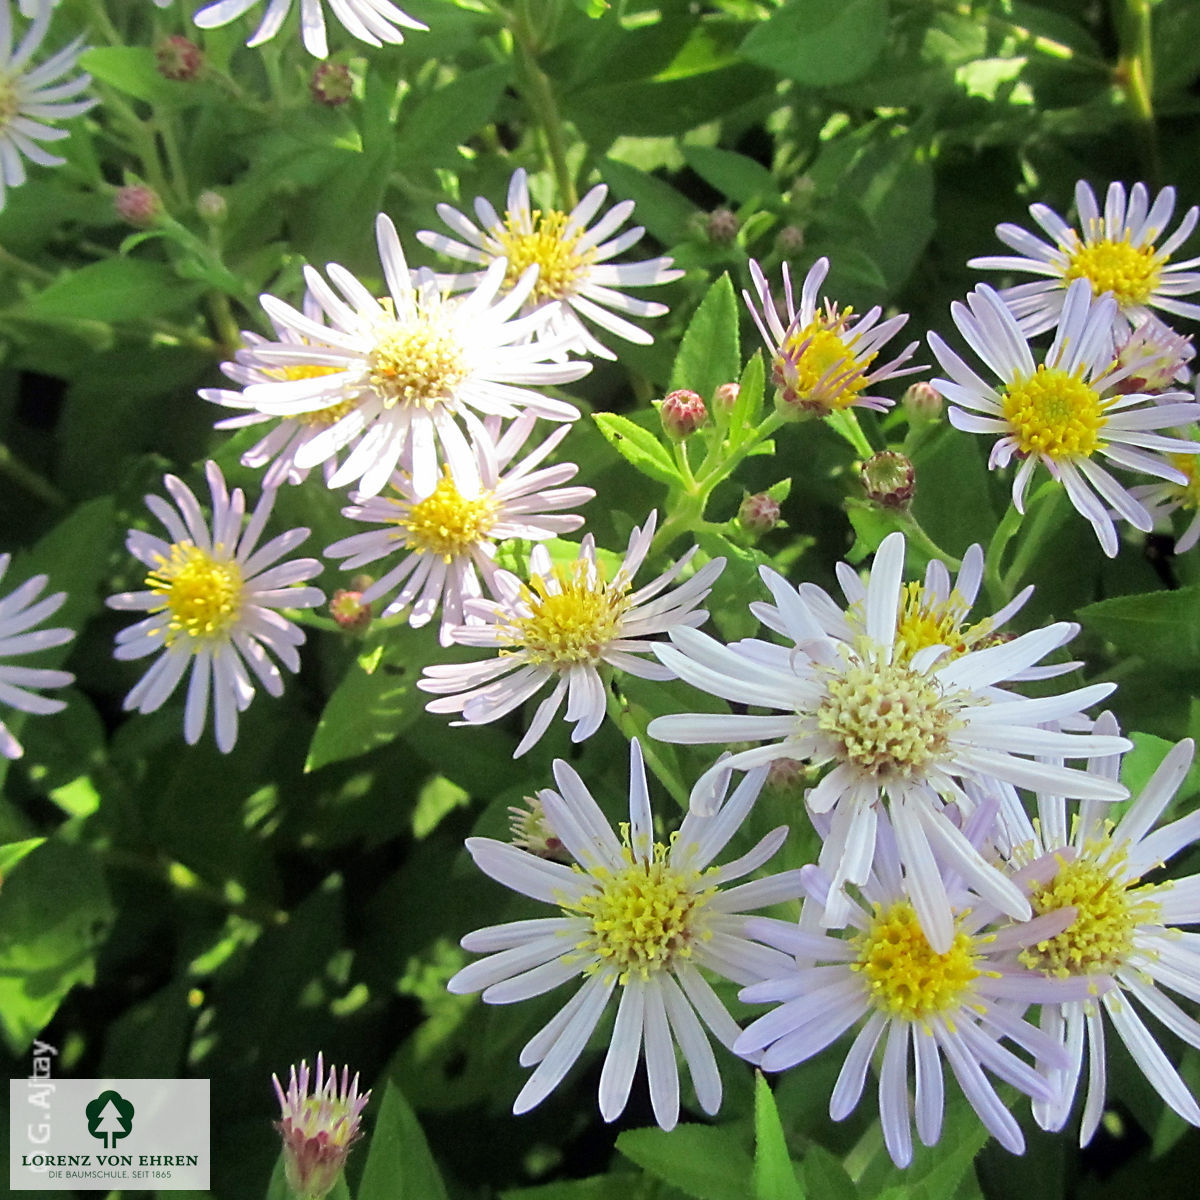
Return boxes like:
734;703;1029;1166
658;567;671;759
1079;585;1200;670
266;1153;352;1200
617;1124;754;1200
0;838;45;879
306;628;434;772
394;63;512;162
670;274;741;403
80;47;189;106
801;1145;856;1200
682;146;775;205
593;412;683;487
754;1072;804;1200
0;839;115;1053
725;351;766;446
741;0;889;87
598;158;701;245
357;1079;450;1200
17;258;205;323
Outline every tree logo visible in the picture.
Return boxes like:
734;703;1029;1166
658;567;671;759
85;1089;135;1149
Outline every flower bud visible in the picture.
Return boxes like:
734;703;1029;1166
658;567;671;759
765;757;808;795
330;577;373;632
705;207;740;244
859;451;916;509
775;224;805;254
273;1055;369;1200
196;190;227;225
114;185;162;228
737;492;780;537
154;35;203;82
658;389;707;440
310;62;354;107
508;795;571;862
712;382;739;417
1113;317;1195;395
902;381;943;422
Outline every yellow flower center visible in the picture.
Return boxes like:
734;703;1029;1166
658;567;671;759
147;542;244;643
893;582;995;665
854;901;982;1022
816;654;961;781
0;76;18;127
507;560;630;667
492;209;596;303
394;473;497;561
1001;364;1109;460
1019;842;1160;977
564;829;716;984
774;309;873;415
1167;452;1200;510
367;315;468;410
1064;235;1163;307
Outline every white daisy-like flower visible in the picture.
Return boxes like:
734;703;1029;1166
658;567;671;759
0;1;95;212
968;179;1200;336
229;213;588;501
417;168;683;360
743;258;922;419
929;279;1200;557
447;740;805;1131
999;728;1200;1144
734;834;1101;1167
107;461;325;754
1129;430;1200;552
324;416;594;644
201;293;350;490
647;531;1131;953
0;552;74;760
418;511;725;757
191;0;427;60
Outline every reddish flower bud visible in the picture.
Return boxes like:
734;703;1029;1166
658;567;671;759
114;185;162;228
706;207;740;244
659;389;707;440
902;381;943;422
859;451;916;509
310;62;354;107
330;581;372;632
155;35;203;82
775;224;805;254
737;492;781;536
712;382;740;417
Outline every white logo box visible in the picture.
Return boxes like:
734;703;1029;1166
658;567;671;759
9;1078;210;1192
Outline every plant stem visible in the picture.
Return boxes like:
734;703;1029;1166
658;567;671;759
0;443;69;510
605;681;689;809
1112;0;1160;183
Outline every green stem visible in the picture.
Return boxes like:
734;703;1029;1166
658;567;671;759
0;444;68;509
1112;0;1160;182
605;681;689;809
0;243;55;285
1002;485;1066;596
825;409;874;459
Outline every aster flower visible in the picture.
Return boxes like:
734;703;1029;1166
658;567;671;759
1130;435;1200;552
192;0;426;60
999;727;1200;1144
228;213;588;501
1110;315;1195;394
107;461;325;754
0;553;74;760
447;740;804;1131
929;279;1200;556
418;512;724;757
0;1;96;212
324;416;594;644
968;179;1200;336
417;168;683;360
743;258;922;418
273;1053;370;1200
734;834;1100;1167
647;532;1130;952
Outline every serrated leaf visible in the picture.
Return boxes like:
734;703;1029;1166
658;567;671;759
593;412;683;487
754;1072;804;1200
741;0;889;87
670;274;740;402
617;1124;753;1200
1079;585;1200;670
357;1080;450;1200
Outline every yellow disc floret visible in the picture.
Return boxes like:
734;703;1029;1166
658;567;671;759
854;901;982;1022
775;308;873;415
817;655;961;780
147;542;244;643
1019;841;1160;977
893;582;995;665
508;560;630;667
395;472;497;561
1064;234;1163;307
0;76;20;128
492;209;596;303
1166;452;1200;510
367;316;468;410
565;829;716;984
1002;364;1109;459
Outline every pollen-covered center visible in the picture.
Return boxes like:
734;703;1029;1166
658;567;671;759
0;75;19;128
492;209;596;302
817;655;960;780
395;472;497;560
565;831;715;983
893;582;995;665
1002;364;1108;459
774;309;873;415
854;901;981;1021
1019;845;1160;977
147;542;244;643
1167;452;1200;510
1064;235;1163;307
509;561;630;667
367;315;469;411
